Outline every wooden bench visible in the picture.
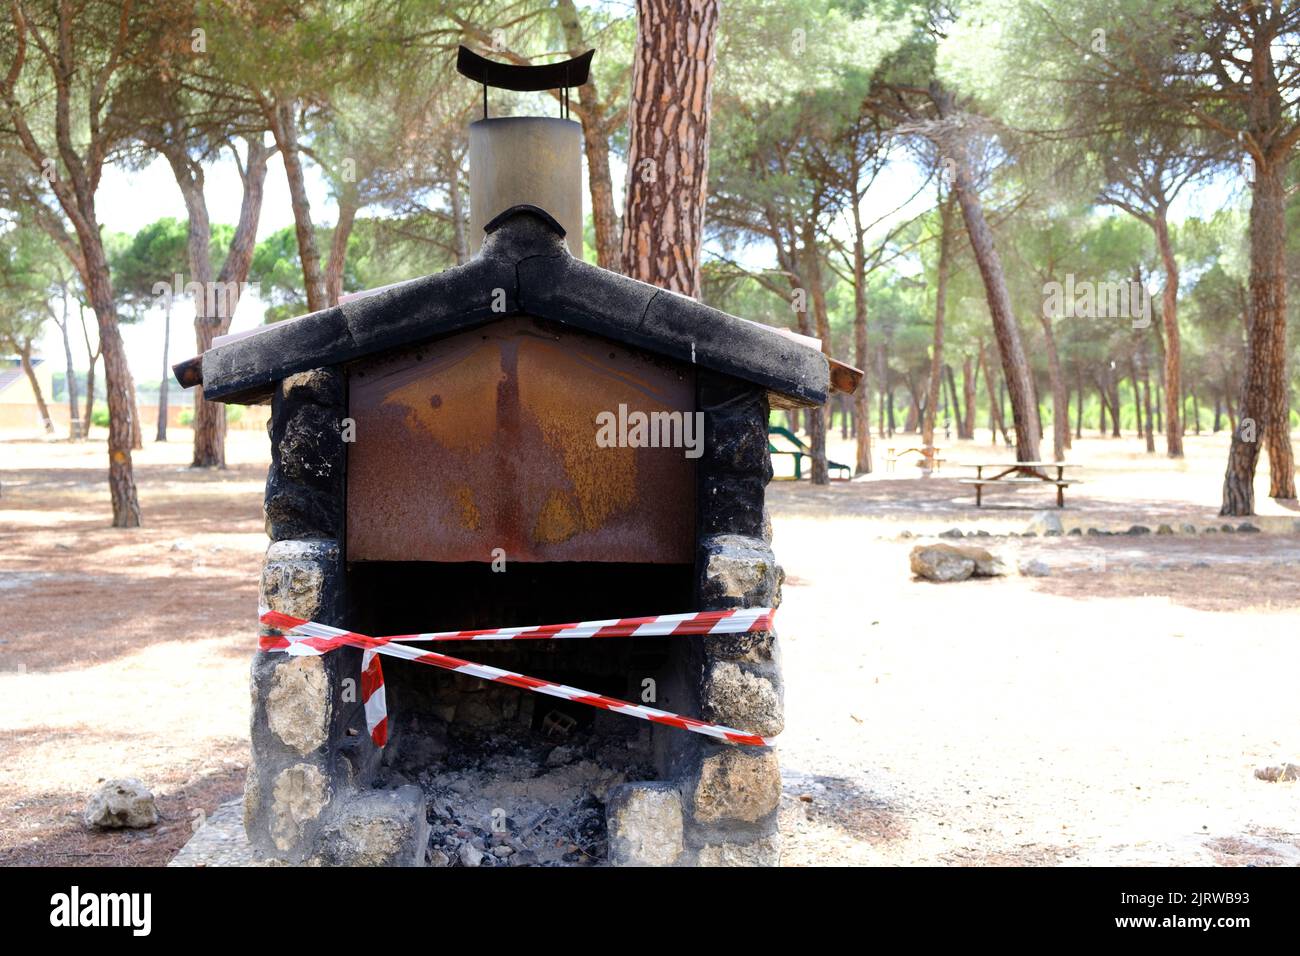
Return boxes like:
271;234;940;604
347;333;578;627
885;446;945;473
958;462;1080;508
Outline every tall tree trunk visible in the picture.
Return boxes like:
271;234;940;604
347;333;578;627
16;341;55;434
80;306;99;441
905;371;921;433
961;354;976;440
54;291;80;440
156;296;171;442
1223;159;1294;513
176;137;271;469
127;369;143;449
941;171;1040;452
877;345;888;438
557;0;622;269
1193;392;1201;435
933;88;1040;461
1075;375;1084;440
1130;361;1144;440
84;243;141;527
1037;311;1068;461
1109;367;1122;437
325;187;359;306
448;163;470;265
620;0;718;295
943;364;961;438
2;0;138;522
979;340;1008;446
1142;367;1155;453
1096;374;1109;436
802;221;833;485
175;158;218;466
1034;378;1044;436
922;196;954;463
851;195;872;473
268;100;327;313
56;207;138;521
1134;351;1155;453
1153;215;1184;457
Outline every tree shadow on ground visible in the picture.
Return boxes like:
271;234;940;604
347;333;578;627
780;772;909;848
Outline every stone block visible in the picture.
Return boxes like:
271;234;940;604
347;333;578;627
259;539;340;621
314;786;429;866
697;833;782;867
269;763;331;853
265;655;331;755
699;534;778;608
281;368;345;407
606;782;684;866
701;661;783;737
688;747;781;825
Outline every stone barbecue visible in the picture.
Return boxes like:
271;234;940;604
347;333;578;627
175;50;857;867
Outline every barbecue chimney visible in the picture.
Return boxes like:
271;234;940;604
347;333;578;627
461;45;591;259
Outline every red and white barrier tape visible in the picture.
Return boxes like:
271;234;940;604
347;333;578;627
258;608;776;748
260;607;774;649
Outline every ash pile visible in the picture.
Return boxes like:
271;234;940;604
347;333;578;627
376;716;656;867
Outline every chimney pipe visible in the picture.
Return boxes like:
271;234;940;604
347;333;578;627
469;117;584;259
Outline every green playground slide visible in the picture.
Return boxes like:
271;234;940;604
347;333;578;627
766;425;851;479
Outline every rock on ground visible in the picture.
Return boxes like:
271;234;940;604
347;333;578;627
1019;557;1051;577
1254;764;1299;783
84;779;159;830
1025;511;1063;536
910;543;1004;582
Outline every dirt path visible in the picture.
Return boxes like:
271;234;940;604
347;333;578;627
774;518;1300;866
0;431;266;865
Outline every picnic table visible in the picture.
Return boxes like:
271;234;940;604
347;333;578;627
958;461;1080;508
886;445;945;473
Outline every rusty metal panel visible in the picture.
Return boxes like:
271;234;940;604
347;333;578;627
346;316;696;563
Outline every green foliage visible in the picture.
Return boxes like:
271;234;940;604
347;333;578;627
108;218;189;313
0;225;58;350
249;215;460;323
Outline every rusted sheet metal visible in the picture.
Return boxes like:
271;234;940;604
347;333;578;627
171;355;203;389
347;316;696;563
829;358;863;395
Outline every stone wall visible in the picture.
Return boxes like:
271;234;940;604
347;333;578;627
607;372;784;866
245;369;426;865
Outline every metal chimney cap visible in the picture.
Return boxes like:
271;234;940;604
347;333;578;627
456;46;594;92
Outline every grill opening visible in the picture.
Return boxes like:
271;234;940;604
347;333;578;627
345;560;698;865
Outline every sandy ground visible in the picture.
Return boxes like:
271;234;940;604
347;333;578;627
1;425;1297;866
0;429;265;865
